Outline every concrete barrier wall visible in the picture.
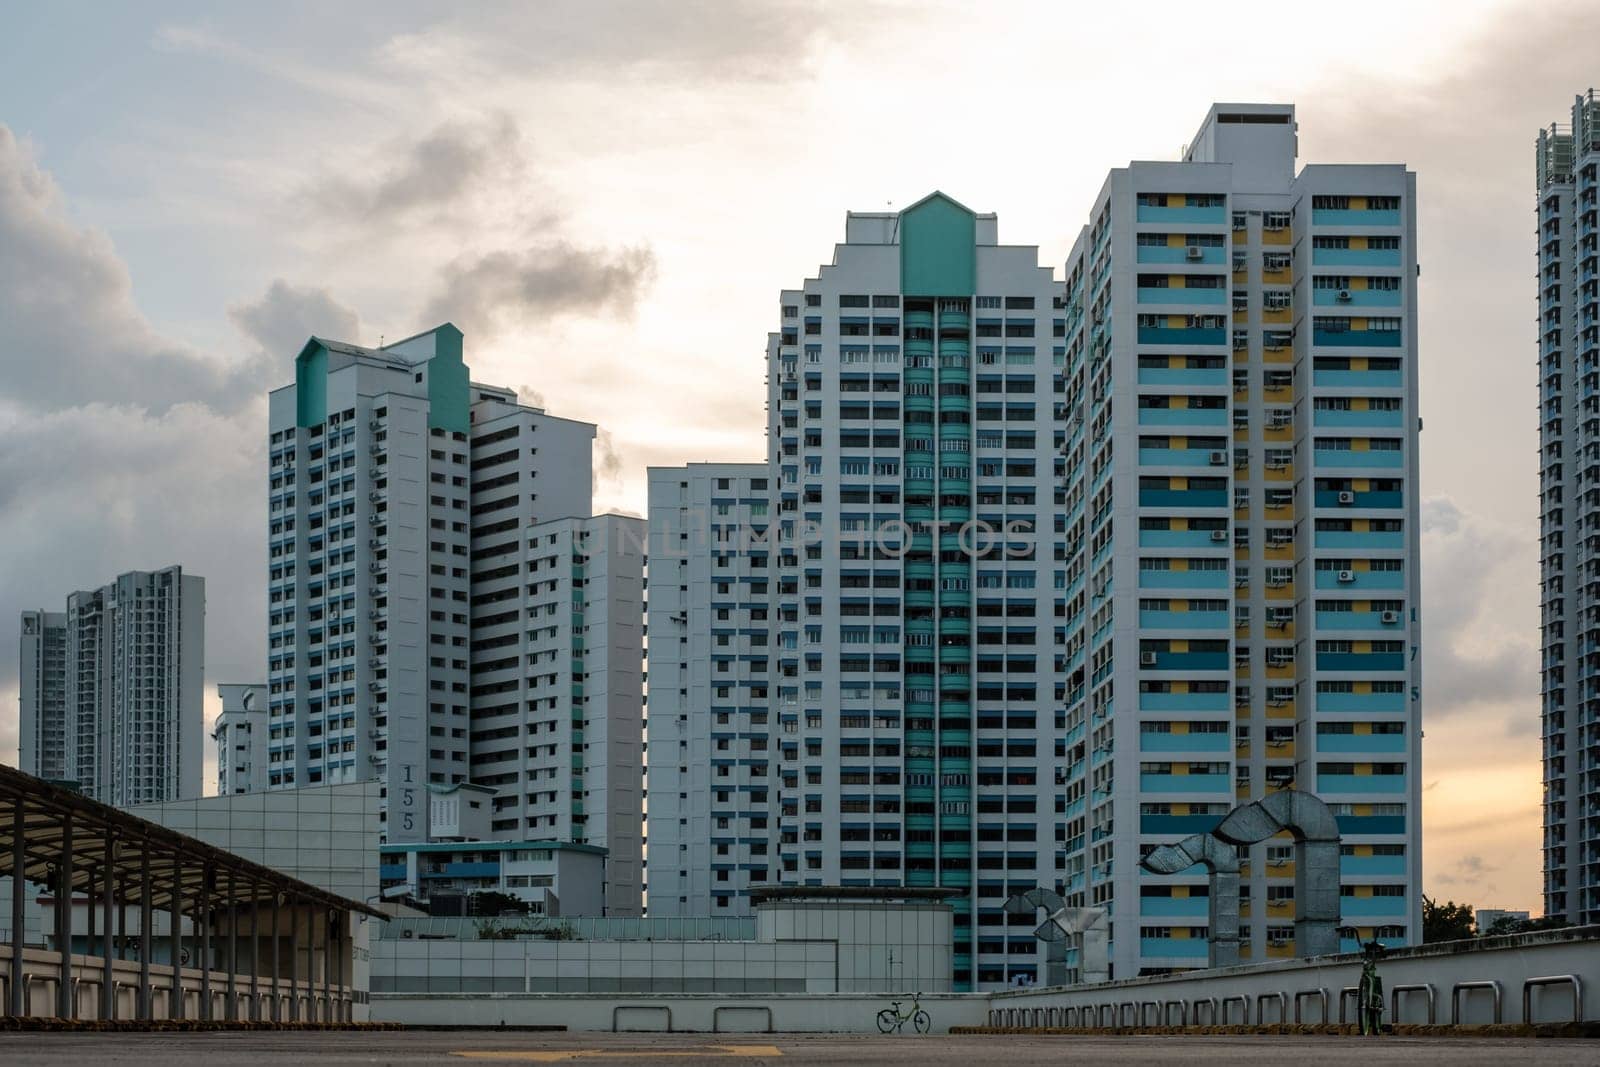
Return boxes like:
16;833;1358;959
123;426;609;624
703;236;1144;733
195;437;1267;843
0;944;357;1022
988;927;1600;1027
371;991;992;1033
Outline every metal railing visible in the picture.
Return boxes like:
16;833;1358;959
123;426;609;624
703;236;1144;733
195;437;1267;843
1523;974;1582;1024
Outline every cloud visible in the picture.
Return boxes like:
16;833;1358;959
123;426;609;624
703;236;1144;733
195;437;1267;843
377;1;876;87
0;124;270;414
595;428;624;488
1417;495;1539;715
0;132;277;780
422;242;657;338
229;279;363;359
304;113;526;223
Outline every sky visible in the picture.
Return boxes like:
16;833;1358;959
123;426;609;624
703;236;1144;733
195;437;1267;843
0;0;1587;916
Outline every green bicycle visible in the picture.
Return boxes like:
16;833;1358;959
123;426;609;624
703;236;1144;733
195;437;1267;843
877;993;931;1034
1357;938;1386;1036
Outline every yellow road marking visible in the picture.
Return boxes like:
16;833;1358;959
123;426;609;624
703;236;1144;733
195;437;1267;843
451;1047;782;1062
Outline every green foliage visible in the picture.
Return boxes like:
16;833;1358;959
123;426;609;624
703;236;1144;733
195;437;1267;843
1483;914;1570;937
1421;894;1476;942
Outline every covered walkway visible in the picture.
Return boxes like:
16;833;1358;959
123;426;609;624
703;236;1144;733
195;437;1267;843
1;765;383;1023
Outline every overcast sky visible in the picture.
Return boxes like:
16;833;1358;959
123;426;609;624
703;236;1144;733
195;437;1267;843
2;0;1590;914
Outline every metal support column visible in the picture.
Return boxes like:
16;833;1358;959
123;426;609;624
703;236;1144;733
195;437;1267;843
138;850;151;1019
321;909;331;1022
249;885;260;1021
101;835;115;1020
56;814;73;1019
168;855;182;1020
288;894;299;1022
199;866;211;1021
226;868;237;1022
9;796;23;1017
270;891;280;1022
331;912;342;1022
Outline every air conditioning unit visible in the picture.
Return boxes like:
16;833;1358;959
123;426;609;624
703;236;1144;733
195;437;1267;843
368;610;381;620
1380;610;1401;624
368;681;382;692
1337;570;1357;583
369;443;383;454
1337;490;1356;504
369;514;381;525
369;657;383;668
1140;651;1159;666
1336;290;1352;303
368;491;383;502
1210;450;1228;465
369;419;382;430
369;561;382;572
1210;530;1229;543
369;538;381;549
1186;246;1204;260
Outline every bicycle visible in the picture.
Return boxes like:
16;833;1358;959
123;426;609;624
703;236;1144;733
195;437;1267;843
877;992;931;1034
1357;938;1386;1036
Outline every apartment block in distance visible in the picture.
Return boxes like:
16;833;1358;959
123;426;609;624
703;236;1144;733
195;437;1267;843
213;682;268;795
267;324;643;913
1061;103;1420;973
18;566;205;805
646;103;1423;988
1537;88;1600;927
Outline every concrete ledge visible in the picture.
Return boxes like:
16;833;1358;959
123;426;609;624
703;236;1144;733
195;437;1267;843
950;1023;1600;1039
0;1017;402;1032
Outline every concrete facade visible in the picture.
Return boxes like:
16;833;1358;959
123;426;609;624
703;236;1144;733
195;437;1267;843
213;683;268;796
379;839;608;916
369;897;952;997
1536;89;1600;927
267;325;643;909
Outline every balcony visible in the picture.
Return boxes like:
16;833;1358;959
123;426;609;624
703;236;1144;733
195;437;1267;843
1311;246;1402;267
1317;772;1406;795
1314;448;1404;471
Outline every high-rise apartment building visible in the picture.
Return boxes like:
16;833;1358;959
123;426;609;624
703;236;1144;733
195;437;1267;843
19;610;67;782
214;682;268;795
1066;104;1420;974
646;462;772;915
646;104;1422;987
267;324;643;911
18;567;205;805
471;512;646;913
1537;89;1600;926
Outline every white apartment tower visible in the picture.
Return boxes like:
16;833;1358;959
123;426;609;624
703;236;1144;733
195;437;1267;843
471;512;646;914
646;462;772;915
213;682;268;795
267;324;643;911
1537;89;1600;926
646;104;1422;988
18;567;205;805
1062;104;1421;974
18;610;67;782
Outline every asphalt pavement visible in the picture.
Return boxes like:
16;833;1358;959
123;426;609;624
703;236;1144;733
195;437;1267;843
0;1030;1597;1066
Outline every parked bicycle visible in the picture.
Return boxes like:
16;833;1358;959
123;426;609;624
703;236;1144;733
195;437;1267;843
877;992;931;1034
1357;938;1386;1036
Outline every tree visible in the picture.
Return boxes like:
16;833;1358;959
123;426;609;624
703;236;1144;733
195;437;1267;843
1422;895;1475;942
1484;914;1569;937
